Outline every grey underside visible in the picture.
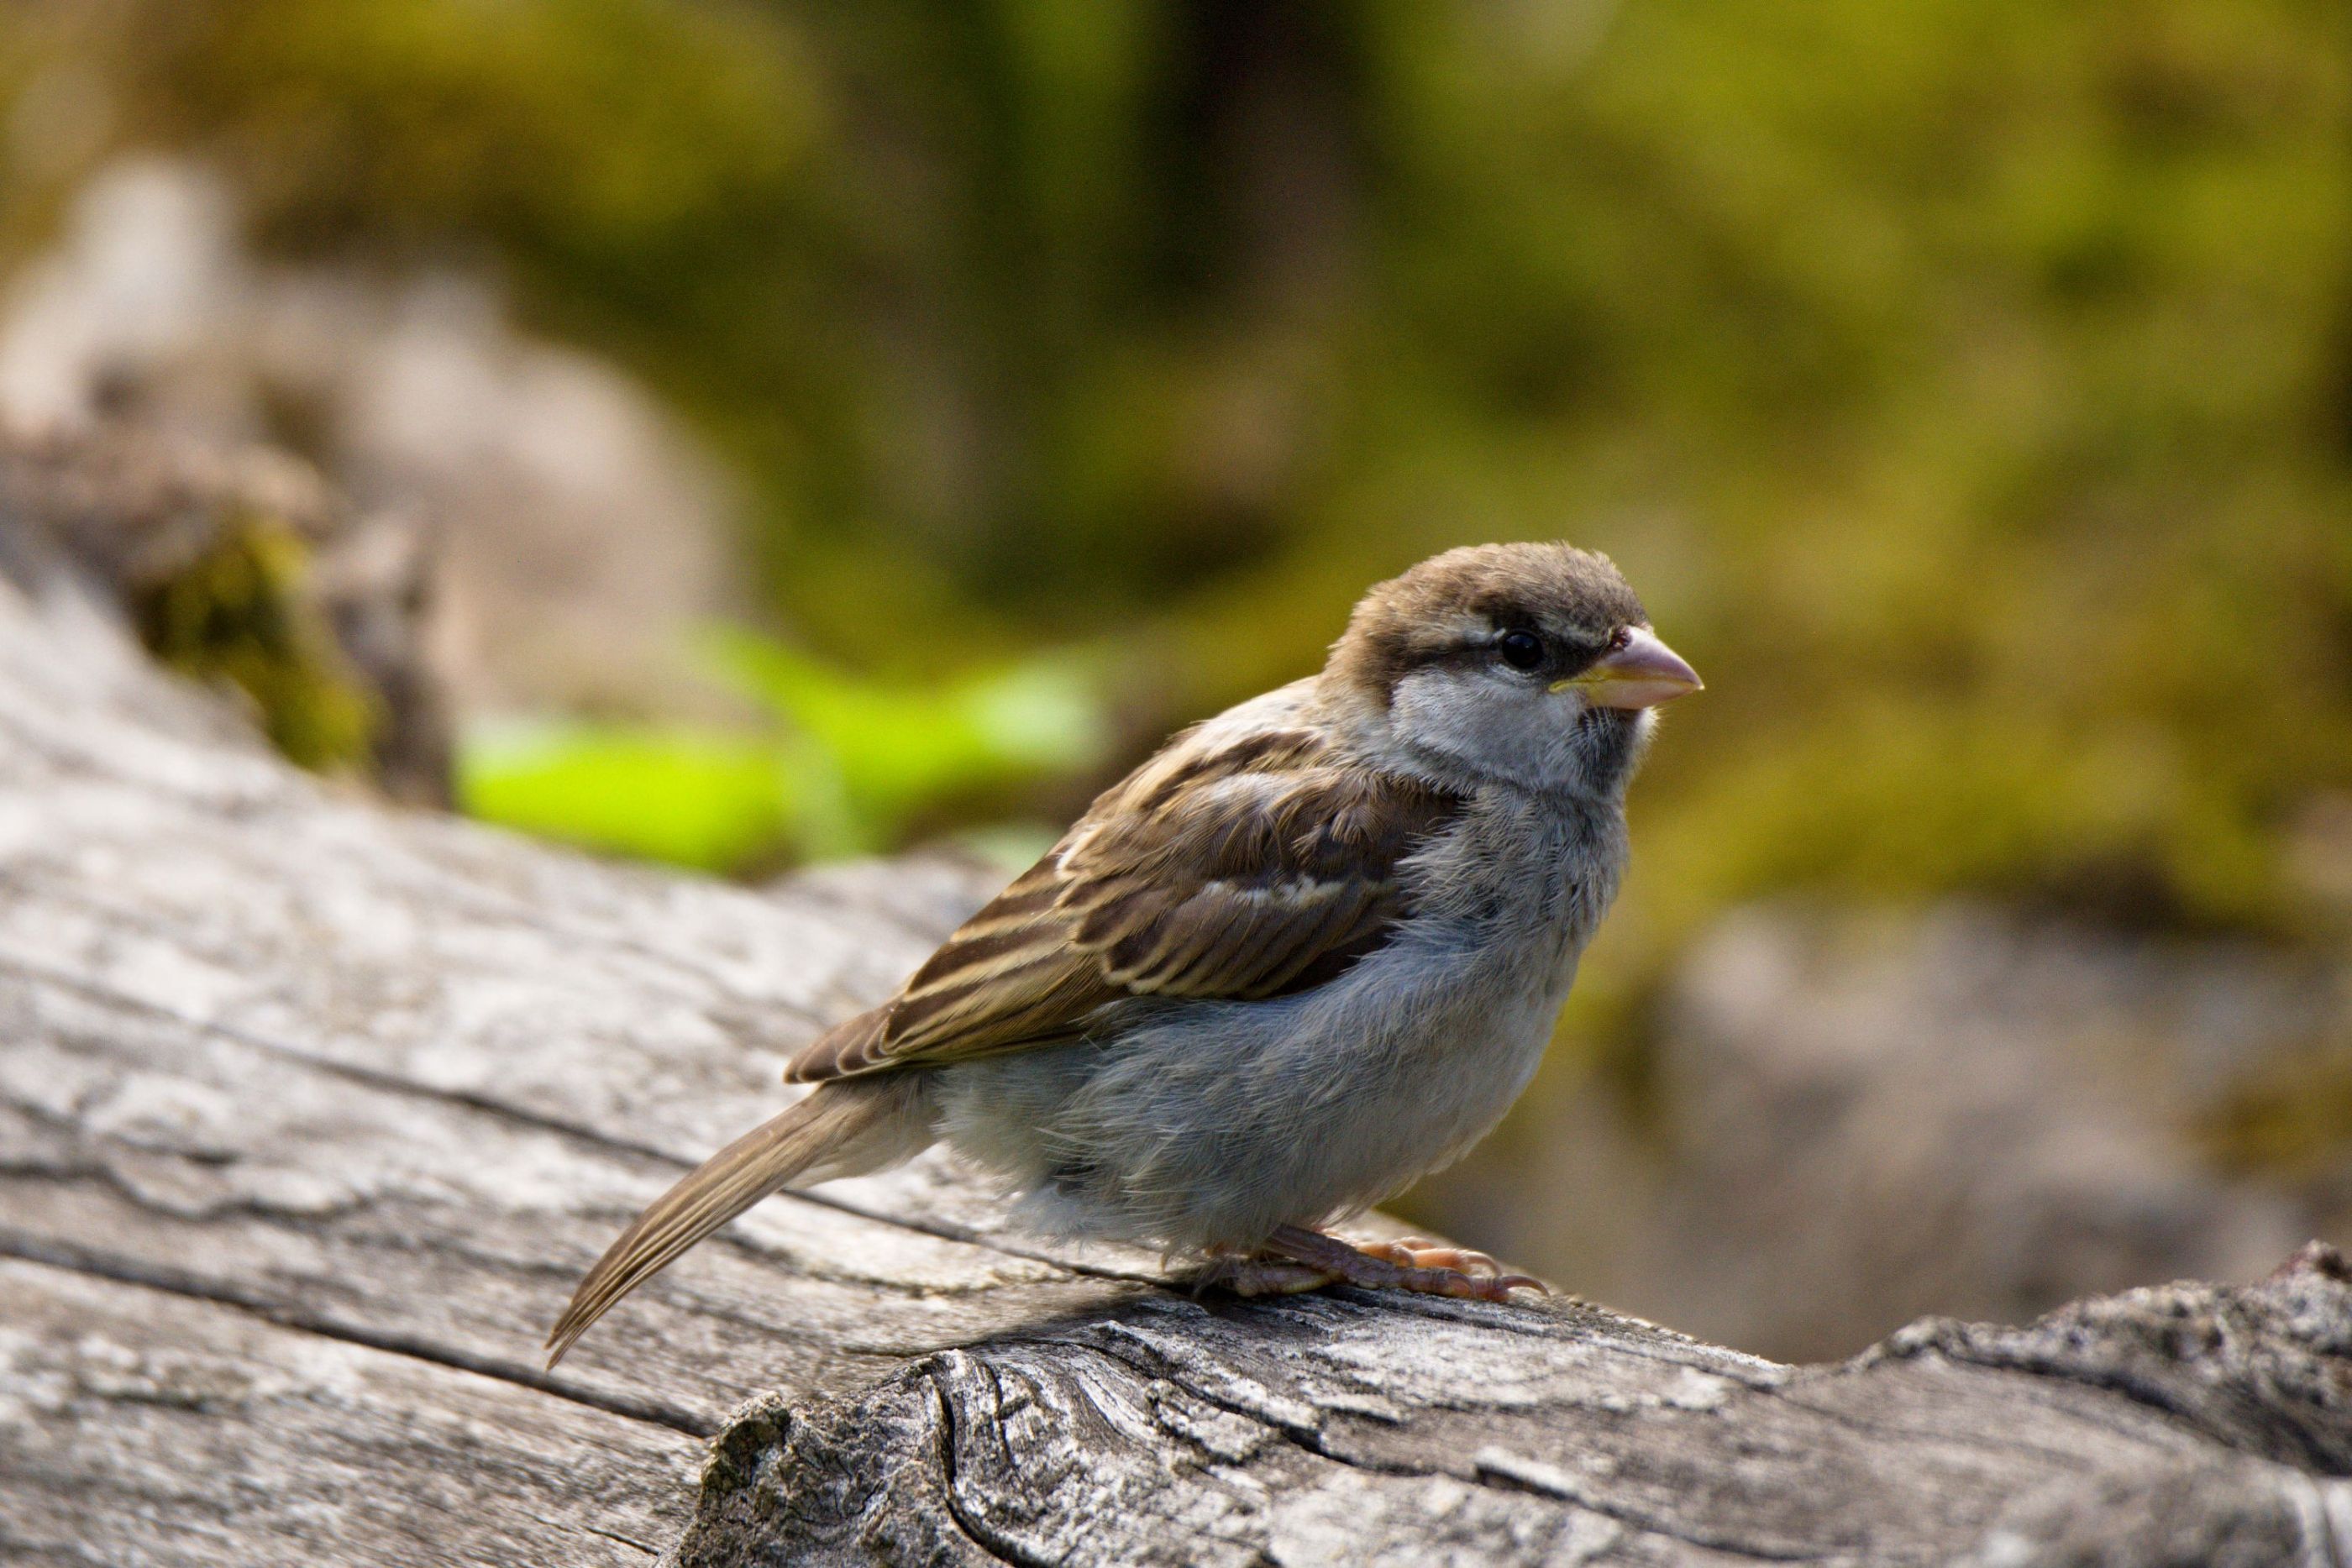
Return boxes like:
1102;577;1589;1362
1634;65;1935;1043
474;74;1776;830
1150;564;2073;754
932;920;1575;1252
928;754;1626;1252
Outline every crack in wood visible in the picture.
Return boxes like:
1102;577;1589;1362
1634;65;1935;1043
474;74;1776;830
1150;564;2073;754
0;1229;718;1438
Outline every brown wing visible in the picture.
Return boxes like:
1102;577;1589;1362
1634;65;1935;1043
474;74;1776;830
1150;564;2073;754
784;725;1465;1083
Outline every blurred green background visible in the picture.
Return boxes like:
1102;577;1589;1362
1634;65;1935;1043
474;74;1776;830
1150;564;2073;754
6;0;2349;1342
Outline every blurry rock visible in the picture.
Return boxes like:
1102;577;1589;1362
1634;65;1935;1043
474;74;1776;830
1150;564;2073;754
1488;902;2347;1363
1661;905;2328;1356
0;160;250;438
328;279;742;721
0;424;451;804
0;157;741;722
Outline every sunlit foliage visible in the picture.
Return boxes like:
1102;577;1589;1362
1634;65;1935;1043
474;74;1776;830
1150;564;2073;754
459;630;1106;871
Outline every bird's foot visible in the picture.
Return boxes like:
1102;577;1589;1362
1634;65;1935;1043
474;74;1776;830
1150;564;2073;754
1191;1252;1340;1298
1191;1225;1547;1303
1352;1235;1547;1294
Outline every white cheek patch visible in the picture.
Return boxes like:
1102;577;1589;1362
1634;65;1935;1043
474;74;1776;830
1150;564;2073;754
1390;667;1573;784
1389;668;1494;758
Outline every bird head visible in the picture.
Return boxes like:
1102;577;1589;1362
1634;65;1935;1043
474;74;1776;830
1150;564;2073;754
1326;542;1700;799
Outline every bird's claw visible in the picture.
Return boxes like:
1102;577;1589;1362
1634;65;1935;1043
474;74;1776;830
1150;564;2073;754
1356;1235;1550;1298
1189;1227;1548;1305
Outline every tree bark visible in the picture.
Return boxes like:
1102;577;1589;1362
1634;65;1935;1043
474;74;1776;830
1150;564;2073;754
0;549;2347;1566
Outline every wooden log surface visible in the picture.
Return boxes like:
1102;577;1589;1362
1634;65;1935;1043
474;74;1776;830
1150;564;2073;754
2;554;2349;1566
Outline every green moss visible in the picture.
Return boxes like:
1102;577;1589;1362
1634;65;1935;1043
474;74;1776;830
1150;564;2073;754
134;514;379;775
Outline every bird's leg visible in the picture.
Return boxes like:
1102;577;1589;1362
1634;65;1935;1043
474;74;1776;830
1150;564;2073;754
1190;1242;1337;1298
1261;1225;1546;1303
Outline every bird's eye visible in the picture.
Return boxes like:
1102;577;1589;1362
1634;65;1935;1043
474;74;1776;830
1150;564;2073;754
1496;630;1545;671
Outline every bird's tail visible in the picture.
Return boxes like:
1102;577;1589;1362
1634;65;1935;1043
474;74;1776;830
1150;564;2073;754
546;1074;928;1366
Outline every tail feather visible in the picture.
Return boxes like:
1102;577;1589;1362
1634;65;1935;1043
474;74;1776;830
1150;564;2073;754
547;1076;923;1366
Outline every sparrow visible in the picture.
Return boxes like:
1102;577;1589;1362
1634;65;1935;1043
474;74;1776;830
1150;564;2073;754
547;543;1699;1363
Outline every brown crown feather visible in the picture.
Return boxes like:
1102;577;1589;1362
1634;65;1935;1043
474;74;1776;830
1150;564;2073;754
1326;542;1645;704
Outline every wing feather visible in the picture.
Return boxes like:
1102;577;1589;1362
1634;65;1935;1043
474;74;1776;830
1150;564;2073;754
783;721;1465;1083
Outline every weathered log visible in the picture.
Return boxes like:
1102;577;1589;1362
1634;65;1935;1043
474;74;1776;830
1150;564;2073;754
1;547;2348;1566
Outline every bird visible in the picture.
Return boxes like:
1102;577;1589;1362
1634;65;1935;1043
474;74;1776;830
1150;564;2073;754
547;542;1699;1364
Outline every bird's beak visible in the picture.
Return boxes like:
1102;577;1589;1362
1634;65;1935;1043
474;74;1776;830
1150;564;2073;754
1553;626;1703;710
